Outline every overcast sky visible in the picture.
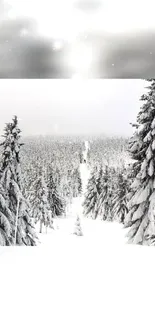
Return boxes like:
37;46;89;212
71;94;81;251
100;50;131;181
0;79;147;137
0;0;155;77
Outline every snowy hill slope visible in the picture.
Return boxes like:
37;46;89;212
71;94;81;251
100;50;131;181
1;233;155;325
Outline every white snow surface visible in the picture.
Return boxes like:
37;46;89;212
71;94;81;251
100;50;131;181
0;157;155;325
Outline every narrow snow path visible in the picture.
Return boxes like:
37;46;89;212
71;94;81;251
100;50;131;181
39;161;126;246
44;161;90;236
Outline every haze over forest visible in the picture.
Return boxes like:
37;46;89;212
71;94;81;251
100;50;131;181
0;79;147;137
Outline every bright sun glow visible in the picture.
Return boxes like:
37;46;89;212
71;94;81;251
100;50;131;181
71;73;83;80
52;40;64;51
69;44;93;73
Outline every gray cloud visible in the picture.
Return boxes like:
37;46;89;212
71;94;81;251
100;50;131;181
99;31;155;78
0;0;71;78
0;0;155;78
0;18;71;78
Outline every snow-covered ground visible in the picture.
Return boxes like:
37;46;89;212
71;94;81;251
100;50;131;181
1;224;155;325
0;157;155;325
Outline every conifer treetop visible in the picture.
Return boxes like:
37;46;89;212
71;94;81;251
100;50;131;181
0;115;23;173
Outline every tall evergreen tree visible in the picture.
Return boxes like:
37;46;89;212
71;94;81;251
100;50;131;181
47;171;65;218
106;166;118;221
0;116;38;245
63;168;73;205
96;165;104;196
83;168;100;219
72;168;82;197
96;166;110;220
112;170;129;224
124;80;155;245
54;167;61;187
32;170;53;233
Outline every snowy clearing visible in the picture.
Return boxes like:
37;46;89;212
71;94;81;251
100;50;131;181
0;225;155;325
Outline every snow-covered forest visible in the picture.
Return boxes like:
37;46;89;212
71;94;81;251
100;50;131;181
0;115;130;244
2;79;155;325
1;80;155;247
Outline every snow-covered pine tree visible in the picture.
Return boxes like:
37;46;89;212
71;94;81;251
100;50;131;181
72;168;82;197
124;79;155;245
95;165;104;196
82;167;100;219
61;172;72;216
32;169;53;233
73;215;83;236
0;183;14;245
125;162;137;204
112;170;129;224
54;167;61;187
0;116;38;245
47;165;61;189
67;167;74;200
106;166;118;221
47;171;65;218
77;169;82;195
62;167;73;208
96;165;110;220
